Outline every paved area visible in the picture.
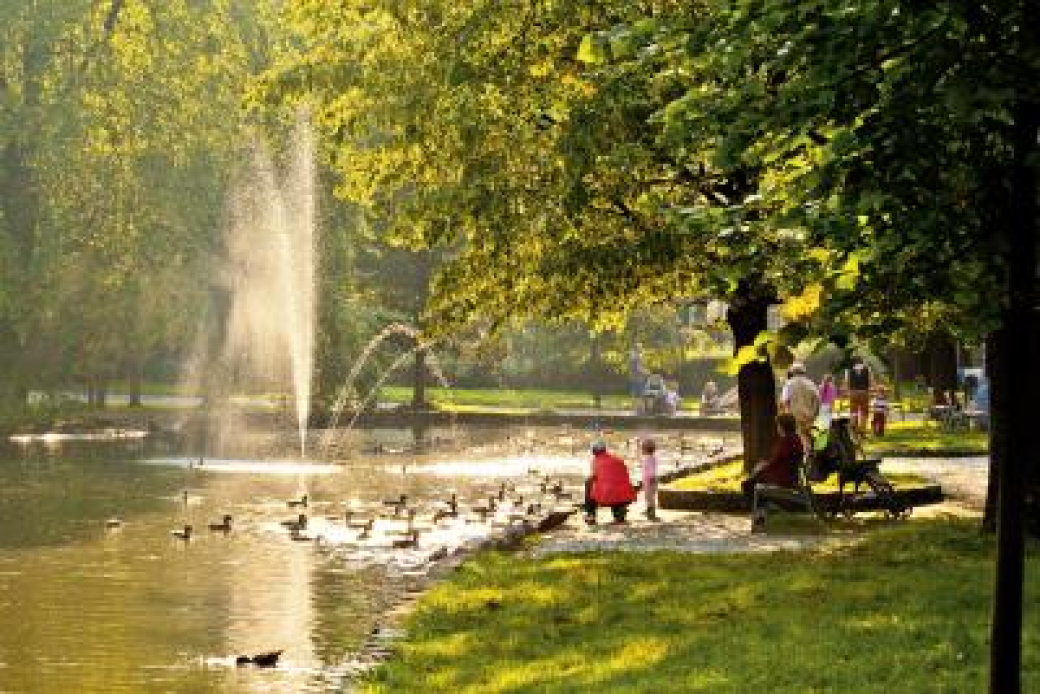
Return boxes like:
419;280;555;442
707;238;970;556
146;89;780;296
533;456;988;557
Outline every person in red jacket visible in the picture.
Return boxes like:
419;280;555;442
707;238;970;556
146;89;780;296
584;441;637;525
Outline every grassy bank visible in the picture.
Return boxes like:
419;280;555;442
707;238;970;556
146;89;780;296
363;521;1038;693
668;460;928;493
378;386;658;413
863;420;988;456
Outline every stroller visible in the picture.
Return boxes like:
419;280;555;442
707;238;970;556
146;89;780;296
806;416;907;518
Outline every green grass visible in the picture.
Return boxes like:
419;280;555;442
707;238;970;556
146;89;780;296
362;521;1040;693
668;460;929;492
378;386;686;413
863;420;988;455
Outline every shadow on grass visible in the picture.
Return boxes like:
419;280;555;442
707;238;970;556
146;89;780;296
362;521;1039;693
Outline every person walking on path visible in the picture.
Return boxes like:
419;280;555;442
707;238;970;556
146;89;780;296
584;441;637;525
782;363;820;450
845;356;872;435
818;374;837;429
639;438;660;521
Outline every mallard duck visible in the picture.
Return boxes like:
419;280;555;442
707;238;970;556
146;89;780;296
208;515;232;532
391;529;419;549
236;650;283;668
171;525;192;540
280;514;307;532
286;494;308;508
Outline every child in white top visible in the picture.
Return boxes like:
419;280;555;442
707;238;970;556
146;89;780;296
640;438;660;521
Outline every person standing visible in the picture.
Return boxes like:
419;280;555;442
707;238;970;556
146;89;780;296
584;441;637;524
640;438;660;521
783;363;820;449
628;344;647;414
818;374;837;428
846;356;872;435
871;386;889;436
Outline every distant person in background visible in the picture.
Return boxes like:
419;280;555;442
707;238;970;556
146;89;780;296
871;385;889;436
818;374;837;428
782;363;819;449
643;372;667;415
629;344;647;414
664;379;681;416
640;438;660;521
973;378;990;431
701;380;720;414
845;356;872;435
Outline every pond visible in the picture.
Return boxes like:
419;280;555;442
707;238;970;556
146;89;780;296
0;424;735;692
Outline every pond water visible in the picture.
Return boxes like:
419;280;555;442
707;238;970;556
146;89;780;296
0;425;734;693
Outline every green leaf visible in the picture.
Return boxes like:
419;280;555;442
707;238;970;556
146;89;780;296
577;34;608;65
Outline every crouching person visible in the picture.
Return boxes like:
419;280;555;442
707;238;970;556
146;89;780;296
741;414;804;529
584;441;637;525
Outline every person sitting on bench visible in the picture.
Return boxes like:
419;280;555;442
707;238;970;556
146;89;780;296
741;413;804;501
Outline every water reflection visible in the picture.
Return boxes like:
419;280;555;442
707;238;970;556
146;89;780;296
0;426;735;692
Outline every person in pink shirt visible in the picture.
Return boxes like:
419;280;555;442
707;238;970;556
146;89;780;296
640;438;660;521
818;373;837;428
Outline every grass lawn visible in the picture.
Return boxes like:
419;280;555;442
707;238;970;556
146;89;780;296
863;420;988;455
667;460;929;493
378;386;690;413
362;521;1039;693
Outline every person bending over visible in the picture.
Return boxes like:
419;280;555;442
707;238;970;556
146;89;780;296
584;441;637;525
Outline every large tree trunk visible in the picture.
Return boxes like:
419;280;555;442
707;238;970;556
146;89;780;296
989;68;1039;693
726;282;777;471
922;333;959;404
982;332;1003;532
411;343;428;410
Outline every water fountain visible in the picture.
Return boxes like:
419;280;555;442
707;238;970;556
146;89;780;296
316;323;456;457
185;115;316;459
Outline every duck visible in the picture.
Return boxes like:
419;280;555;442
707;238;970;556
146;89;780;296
391;529;419;549
236;650;283;668
171;525;192;541
105;518;123;529
208;515;232;532
280;514;308;532
386;509;417;536
382;494;409;516
345;513;375;531
286;494;308;509
289;526;315;542
537;509;577;532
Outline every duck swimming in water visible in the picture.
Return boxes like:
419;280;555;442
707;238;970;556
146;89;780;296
280;514;307;532
236;650;282;668
286;494;308;509
171;525;192;541
391;529;419;549
208;515;232;532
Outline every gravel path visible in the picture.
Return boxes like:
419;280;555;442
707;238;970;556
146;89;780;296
533;455;989;556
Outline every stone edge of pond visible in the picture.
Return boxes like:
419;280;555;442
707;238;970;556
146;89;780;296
659;483;945;513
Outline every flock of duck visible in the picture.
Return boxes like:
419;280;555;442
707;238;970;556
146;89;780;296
105;469;584;564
